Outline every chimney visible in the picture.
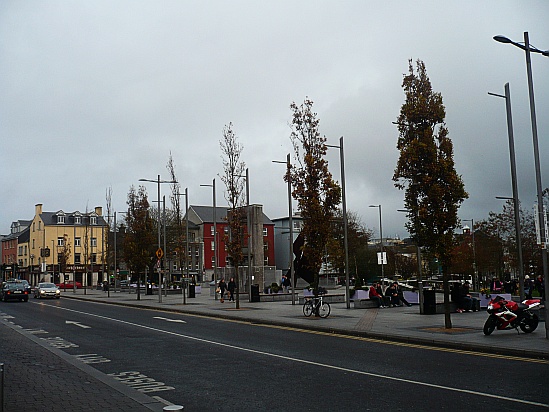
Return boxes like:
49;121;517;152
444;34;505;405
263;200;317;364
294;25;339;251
35;203;43;215
95;206;103;216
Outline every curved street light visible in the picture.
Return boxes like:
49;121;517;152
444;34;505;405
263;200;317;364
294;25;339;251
494;32;548;338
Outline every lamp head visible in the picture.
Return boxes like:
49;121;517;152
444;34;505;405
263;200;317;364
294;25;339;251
493;35;512;44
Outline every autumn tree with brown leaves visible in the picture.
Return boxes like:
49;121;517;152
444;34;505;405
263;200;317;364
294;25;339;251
393;60;468;328
123;185;156;300
286;98;341;297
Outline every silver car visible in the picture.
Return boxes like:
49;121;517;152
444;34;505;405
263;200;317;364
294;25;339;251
34;282;61;299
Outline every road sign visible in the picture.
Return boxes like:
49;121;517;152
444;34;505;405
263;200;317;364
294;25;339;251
377;252;387;265
156;248;164;259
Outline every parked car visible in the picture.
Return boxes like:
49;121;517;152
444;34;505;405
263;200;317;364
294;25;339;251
1;282;29;302
56;281;83;289
34;282;61;299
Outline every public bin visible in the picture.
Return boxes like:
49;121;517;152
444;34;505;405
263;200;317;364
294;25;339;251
251;284;260;302
423;289;436;315
188;284;195;298
146;284;153;295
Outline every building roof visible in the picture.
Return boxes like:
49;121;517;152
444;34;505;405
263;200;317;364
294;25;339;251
39;211;107;227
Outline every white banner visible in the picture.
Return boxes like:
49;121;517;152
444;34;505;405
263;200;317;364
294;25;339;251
377;251;387;265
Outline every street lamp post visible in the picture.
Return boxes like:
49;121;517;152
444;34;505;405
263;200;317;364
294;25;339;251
489;82;525;300
398;208;424;314
327;137;350;309
139;175;177;303
370;205;384;286
114;211;127;296
176;188;189;304
462;219;478;291
494;32;549;338
201;179;217;300
273;154;295;305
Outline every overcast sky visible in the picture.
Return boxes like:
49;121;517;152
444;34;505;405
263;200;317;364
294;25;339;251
1;1;548;240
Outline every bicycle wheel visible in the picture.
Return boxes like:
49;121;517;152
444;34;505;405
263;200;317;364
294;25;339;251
303;300;314;317
318;302;331;318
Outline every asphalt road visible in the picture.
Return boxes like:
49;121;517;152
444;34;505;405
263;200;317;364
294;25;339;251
3;298;548;411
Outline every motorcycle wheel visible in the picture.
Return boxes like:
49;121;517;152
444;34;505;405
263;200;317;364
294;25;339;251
483;316;497;336
519;313;539;333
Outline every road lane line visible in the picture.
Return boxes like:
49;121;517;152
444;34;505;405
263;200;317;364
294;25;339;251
46;304;548;408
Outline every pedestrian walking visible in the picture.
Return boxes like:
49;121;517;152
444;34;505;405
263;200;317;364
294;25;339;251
218;278;227;303
228;277;236;301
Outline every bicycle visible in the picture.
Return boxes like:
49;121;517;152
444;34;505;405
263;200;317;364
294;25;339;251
302;294;331;318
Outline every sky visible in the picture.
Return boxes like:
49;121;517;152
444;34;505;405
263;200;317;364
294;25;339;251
1;1;548;241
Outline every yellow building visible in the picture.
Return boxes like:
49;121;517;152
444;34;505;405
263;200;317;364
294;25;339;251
26;203;108;287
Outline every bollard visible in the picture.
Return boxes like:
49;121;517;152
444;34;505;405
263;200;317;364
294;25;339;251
1;363;4;412
163;405;183;411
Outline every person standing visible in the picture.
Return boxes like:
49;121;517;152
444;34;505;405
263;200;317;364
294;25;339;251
218;278;227;303
227;277;236;302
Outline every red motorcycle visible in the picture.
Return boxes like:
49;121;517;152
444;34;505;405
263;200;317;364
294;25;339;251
483;295;541;335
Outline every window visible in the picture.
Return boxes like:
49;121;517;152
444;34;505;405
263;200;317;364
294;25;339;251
211;256;216;266
90;216;97;225
33;222;35;232
263;227;268;237
18;246;23;256
57;215;65;224
91;254;97;263
224;227;228;234
225;257;232;266
75;237;81;247
58;237;64;246
264;242;268;251
91;238;97;247
38;221;41;230
264;256;269;265
211;241;215;251
32;239;35;249
293;221;300;230
210;226;215;236
74;216;81;224
75;253;81;264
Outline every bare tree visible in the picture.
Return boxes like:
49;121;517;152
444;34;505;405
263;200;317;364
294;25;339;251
220;122;246;309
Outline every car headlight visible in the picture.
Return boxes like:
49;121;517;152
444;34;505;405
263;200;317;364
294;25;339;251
55;290;60;294
40;290;46;294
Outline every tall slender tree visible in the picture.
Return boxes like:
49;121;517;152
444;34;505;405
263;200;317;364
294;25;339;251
286;98;341;298
220;122;246;309
393;60;468;328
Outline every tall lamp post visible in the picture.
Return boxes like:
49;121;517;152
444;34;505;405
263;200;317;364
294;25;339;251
139;175;177;303
462;219;478;291
370;205;385;286
114;211;127;297
273;154;295;305
201;179;217;300
494;32;549;338
489;82;525;299
176;188;189;304
398;208;424;314
327;137;350;309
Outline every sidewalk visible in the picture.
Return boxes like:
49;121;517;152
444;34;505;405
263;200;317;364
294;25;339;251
63;286;549;359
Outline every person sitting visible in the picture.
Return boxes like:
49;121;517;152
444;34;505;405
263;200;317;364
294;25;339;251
393;281;412;306
451;282;473;313
368;283;386;308
385;283;402;307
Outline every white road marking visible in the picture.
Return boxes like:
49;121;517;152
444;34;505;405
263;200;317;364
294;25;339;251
153;316;186;323
48;305;548;409
65;320;91;328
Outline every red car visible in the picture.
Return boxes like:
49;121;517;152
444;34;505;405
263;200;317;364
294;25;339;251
56;281;83;289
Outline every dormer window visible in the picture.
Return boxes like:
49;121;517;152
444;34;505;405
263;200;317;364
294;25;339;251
75;216;81;224
90;216;97;225
57;215;65;224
